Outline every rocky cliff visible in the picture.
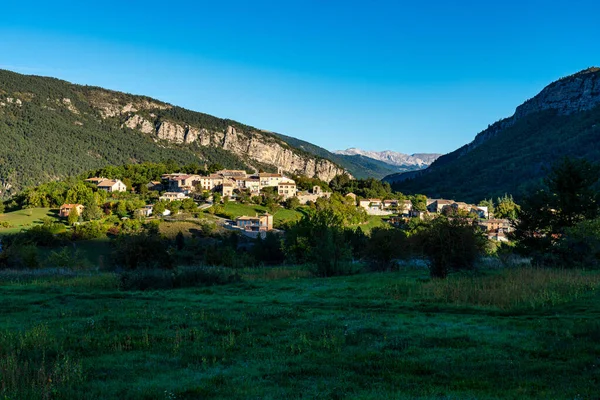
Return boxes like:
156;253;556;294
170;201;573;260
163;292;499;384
84;89;347;182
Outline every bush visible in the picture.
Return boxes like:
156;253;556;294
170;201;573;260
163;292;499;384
120;266;241;291
0;244;40;269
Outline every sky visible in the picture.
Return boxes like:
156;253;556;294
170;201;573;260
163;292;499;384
1;0;599;155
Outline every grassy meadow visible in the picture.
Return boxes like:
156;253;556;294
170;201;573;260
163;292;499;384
215;202;306;225
0;208;58;235
1;267;600;399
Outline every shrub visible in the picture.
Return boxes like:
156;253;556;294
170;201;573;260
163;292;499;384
365;227;409;271
111;232;174;270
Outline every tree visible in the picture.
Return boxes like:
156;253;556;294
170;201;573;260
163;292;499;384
411;194;428;212
68;207;80;226
365;227;409;271
414;215;487;279
513;158;600;261
82;200;103;221
284;197;300;210
153;201;167;216
495;194;519;220
0;202;4;214
213;193;222;204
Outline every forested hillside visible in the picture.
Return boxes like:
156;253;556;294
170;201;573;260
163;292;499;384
388;67;600;202
0;69;345;198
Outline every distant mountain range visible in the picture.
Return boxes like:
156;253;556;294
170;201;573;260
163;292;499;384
386;67;600;202
334;148;441;168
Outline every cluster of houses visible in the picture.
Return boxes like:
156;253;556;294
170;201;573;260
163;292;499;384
158;169;331;204
66;172;512;242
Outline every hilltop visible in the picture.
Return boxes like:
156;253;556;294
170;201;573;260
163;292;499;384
386;67;600;202
0;69;347;198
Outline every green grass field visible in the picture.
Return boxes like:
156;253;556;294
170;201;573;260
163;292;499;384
351;215;388;233
0;208;59;235
1;267;600;399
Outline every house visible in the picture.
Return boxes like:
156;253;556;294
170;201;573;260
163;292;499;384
471;206;489;219
235;213;274;232
259;173;284;188
240;177;261;194
399;200;413;216
198;174;224;192
221;180;235;197
161;174;202;193
427;199;455;213
297;186;332;204
97;179;127;193
479;218;512;233
85;177;107;184
138;205;154;217
159;192;190;202
359;199;382;210
487;230;509;242
382;199;399;210
277;180;297;199
59;204;84;218
146;181;163;191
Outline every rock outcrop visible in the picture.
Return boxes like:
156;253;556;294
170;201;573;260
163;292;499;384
121;116;346;181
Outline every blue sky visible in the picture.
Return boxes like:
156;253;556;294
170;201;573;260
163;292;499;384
1;1;599;154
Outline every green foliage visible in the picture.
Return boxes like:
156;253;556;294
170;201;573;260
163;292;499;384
67;207;80;226
253;232;285;265
513;158;600;262
557;218;600;268
312;193;367;225
414;215;487;278
0;201;5;214
365;227;409;271
495;194;519;220
283;196;300;210
285;208;353;277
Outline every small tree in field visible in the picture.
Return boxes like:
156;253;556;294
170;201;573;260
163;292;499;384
68;207;80;226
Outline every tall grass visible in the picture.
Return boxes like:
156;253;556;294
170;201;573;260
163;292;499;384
0;324;84;399
389;268;600;310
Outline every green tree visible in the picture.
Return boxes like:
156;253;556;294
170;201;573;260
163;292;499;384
0;202;4;214
153;201;167;216
495;194;519;220
284;197;300;210
68;207;80;226
414;215;487;279
82;200;103;221
513;158;600;261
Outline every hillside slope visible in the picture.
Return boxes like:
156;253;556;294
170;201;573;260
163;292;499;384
0;69;346;197
387;67;600;202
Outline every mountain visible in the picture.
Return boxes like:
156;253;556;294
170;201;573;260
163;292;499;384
272;133;405;179
0;69;346;198
386;67;600;202
334;148;441;168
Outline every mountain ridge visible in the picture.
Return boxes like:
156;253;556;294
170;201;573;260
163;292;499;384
386;67;600;202
0;69;349;197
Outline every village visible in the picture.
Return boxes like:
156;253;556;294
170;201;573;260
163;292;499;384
51;169;516;241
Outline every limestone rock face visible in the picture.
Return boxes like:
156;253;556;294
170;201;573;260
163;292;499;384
157;121;186;143
123;115;155;134
86;91;348;181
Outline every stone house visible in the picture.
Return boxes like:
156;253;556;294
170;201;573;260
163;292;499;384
59;204;85;218
159;192;190;202
138;205;154;217
97;179;127;193
259;173;284;188
277;180;297;199
235;213;274;232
